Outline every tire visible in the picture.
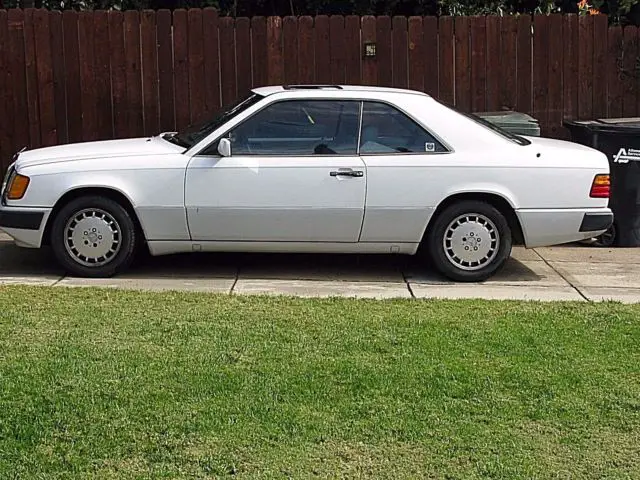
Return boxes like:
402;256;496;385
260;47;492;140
592;223;616;248
425;200;512;282
50;195;137;278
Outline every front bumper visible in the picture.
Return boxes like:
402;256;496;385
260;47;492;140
0;209;44;230
0;206;51;248
516;207;614;248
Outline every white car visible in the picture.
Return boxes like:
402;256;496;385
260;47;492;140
0;85;613;282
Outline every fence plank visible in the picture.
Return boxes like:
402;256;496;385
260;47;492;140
607;25;623;118
296;16;313;84
62;10;82;143
376;16;392;86
423;16;438;97
563;14;578;122
203;8;220;113
236;17;252;96
470;16;486;112
267;16;284;86
124;11;143;136
94;10;113;140
0;11;12;165
438;16;454;105
408;17;423;92
157;9;175;131
485;15;500;111
622;26;638;117
314;15;330;83
533;15;550;134
361;16;377;85
187;8;205;125
219;16;236;107
33;9;56;146
252;16;268;87
330;15;345;84
78;11;97;142
392;16;408;88
283;16;298;85
500;16;517;111
173;10;189;129
454;16;470;111
516;15;532;114
547;14;563;138
9;10;28;151
49;11;67;144
109;11;127;138
24;9;41;146
345;15;360;84
592;15;607;119
578;16;594;119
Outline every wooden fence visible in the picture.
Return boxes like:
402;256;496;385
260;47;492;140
0;9;636;173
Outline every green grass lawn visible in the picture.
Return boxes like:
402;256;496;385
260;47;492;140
0;286;639;479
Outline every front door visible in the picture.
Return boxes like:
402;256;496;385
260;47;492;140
185;99;366;243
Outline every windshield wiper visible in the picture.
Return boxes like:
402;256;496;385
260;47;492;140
162;132;191;148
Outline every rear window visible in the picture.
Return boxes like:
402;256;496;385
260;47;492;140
441;101;531;146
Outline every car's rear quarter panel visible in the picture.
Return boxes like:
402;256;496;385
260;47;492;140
360;95;609;247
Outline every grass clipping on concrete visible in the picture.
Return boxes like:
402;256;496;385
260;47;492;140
0;286;639;479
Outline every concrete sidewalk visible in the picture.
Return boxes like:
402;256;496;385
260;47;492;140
1;233;639;302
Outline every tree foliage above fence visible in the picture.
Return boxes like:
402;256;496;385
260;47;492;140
3;0;640;23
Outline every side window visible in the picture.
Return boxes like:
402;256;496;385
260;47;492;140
359;102;447;154
226;100;360;156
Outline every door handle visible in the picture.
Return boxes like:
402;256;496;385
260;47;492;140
329;170;364;178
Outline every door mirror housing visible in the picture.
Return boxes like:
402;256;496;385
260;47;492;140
218;138;231;157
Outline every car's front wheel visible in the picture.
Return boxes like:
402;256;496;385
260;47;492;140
426;200;512;282
50;195;137;278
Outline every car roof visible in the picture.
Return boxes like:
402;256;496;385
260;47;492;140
251;85;432;98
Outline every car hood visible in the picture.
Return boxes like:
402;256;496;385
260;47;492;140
15;136;185;168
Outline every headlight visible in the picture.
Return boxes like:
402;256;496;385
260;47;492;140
1;163;14;196
6;172;30;200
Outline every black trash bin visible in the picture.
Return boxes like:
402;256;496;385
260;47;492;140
565;118;640;247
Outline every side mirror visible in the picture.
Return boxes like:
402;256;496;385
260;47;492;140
218;138;231;157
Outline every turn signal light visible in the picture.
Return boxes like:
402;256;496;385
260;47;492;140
590;174;610;198
6;173;30;200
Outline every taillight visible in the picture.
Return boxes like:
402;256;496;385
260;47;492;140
590;174;610;198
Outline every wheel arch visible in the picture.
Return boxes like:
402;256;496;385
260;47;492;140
42;186;147;246
423;192;525;246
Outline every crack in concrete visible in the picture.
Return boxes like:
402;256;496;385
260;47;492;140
532;248;590;302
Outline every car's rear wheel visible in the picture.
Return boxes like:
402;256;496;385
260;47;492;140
426;200;512;282
51;196;137;277
593;223;617;247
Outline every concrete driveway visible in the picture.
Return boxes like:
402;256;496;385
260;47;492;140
1;233;639;302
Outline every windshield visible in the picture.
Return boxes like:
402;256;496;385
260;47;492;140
167;93;264;148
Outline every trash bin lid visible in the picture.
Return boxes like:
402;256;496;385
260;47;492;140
564;118;640;132
477;111;538;124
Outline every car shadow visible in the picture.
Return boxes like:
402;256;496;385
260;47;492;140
0;238;545;284
134;249;545;284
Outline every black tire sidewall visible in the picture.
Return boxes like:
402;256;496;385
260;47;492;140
51;196;137;278
427;201;512;282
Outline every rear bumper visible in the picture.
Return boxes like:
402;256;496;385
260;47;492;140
579;212;614;232
0;206;51;248
516;207;613;248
